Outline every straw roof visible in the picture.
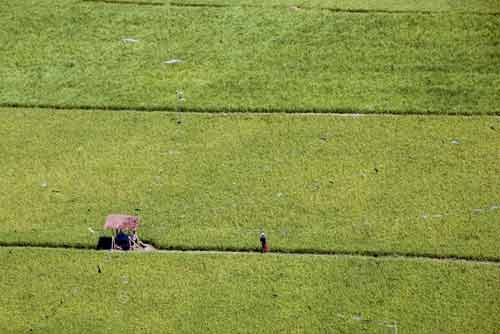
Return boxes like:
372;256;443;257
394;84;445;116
104;214;140;230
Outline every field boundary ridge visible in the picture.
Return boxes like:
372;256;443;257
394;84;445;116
81;0;500;16
2;103;499;117
2;242;499;265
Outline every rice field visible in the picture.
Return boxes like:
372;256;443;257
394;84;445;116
1;108;499;260
2;248;500;334
1;0;499;114
1;0;499;332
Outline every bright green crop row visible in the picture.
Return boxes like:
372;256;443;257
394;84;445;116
1;248;499;334
1;108;499;259
1;0;499;114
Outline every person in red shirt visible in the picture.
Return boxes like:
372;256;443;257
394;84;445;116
260;232;269;253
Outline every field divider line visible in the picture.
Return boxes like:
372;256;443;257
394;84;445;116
1;243;499;266
172;2;500;17
1;103;499;117
319;7;500;16
82;0;165;6
81;0;500;16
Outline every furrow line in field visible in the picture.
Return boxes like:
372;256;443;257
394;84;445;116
171;2;500;16
2;103;499;117
81;0;500;16
1;243;499;265
82;0;164;5
320;7;500;16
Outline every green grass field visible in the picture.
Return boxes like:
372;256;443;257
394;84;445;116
2;0;500;332
1;0;499;114
1;108;498;259
1;248;499;334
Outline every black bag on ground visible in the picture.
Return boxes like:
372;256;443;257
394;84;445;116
96;236;112;250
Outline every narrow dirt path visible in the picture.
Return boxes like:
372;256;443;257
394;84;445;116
154;249;500;266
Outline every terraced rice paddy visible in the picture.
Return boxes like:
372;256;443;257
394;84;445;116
1;109;499;261
1;0;500;113
2;248;500;334
1;0;499;332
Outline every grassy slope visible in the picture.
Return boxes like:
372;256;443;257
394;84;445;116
1;108;499;259
102;0;500;13
1;1;499;114
1;248;499;334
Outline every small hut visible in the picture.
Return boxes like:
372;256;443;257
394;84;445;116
103;214;142;251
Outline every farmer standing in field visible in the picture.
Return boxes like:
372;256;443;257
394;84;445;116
260;232;269;253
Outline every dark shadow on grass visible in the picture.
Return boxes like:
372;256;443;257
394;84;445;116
1;102;498;116
0;240;94;250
